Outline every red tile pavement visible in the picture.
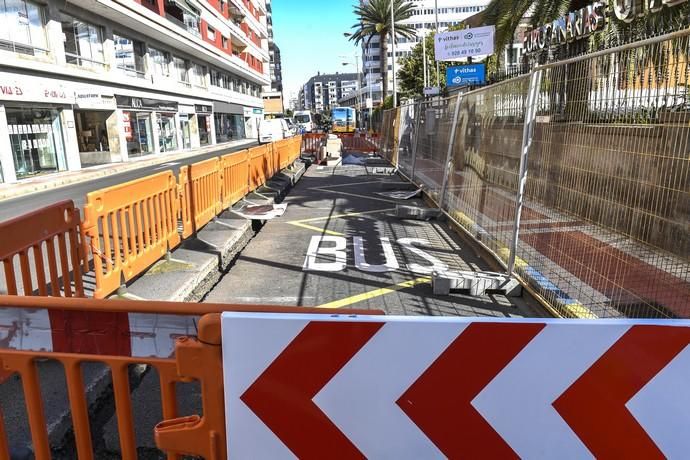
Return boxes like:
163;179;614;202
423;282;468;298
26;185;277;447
522;230;690;317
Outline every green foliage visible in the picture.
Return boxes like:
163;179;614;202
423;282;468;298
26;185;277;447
285;108;294;118
349;0;416;99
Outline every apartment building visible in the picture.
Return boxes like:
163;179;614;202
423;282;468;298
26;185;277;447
261;0;283;115
360;0;490;100
0;0;270;183
299;72;358;113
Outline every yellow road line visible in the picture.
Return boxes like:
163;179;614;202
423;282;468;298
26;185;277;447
317;277;431;309
289;222;344;236
310;180;408;190
289;208;394;224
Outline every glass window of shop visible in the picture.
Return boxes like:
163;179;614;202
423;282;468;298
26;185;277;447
214;113;244;143
123;111;153;156
113;34;145;78
0;0;48;55
75;110;110;153
149;46;171;78
6;107;67;179
157;113;178;152
198;114;210;145
61;15;105;68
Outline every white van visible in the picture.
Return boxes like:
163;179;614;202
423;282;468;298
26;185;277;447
293;111;314;133
258;118;290;144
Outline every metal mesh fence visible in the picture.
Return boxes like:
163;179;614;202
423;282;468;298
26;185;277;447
414;97;458;203
379;30;690;320
444;76;530;266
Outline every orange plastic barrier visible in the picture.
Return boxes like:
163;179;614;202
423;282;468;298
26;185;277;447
179;157;223;239
221;149;250;209
0;295;383;459
248;144;273;191
0;200;87;297
337;133;379;153
273;138;292;170
82;171;181;299
289;135;303;163
301;133;326;153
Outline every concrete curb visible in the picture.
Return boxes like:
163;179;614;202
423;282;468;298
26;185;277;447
0;139;257;202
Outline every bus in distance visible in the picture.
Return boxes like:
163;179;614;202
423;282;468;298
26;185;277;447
331;107;356;133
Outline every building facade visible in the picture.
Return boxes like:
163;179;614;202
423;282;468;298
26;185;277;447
261;0;283;115
0;0;270;183
300;72;358;113
360;0;489;102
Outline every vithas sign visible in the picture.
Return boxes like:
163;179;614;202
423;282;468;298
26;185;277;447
223;313;690;458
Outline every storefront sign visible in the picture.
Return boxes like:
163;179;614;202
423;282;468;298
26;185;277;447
195;104;212;114
524;0;687;53
446;64;486;87
75;90;116;110
244;107;263;117
434;26;495;61
116;95;178;112
0;79;73;104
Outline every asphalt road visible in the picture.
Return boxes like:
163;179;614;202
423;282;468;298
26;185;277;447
0;141;257;221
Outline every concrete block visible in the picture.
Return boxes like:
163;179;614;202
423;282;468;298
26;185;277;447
326;138;342;158
395;204;442;221
432;270;522;297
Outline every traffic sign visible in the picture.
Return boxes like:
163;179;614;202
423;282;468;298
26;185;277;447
446;63;486;87
222;313;690;458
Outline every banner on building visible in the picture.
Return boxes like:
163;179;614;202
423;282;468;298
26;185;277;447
435;26;495;61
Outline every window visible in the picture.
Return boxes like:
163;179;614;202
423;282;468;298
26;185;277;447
210;68;220;87
0;0;47;55
113;34;145;77
207;25;215;41
191;62;206;87
62;15;104;68
148;46;171;77
221;35;228;49
173;55;189;85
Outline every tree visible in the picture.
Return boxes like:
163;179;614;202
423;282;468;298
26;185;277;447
349;0;416;105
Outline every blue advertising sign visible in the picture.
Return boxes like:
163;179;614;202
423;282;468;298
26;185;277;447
446;64;486;87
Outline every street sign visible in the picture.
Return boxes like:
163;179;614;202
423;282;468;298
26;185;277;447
365;97;373;109
446;64;486;87
423;86;440;96
222;313;690;458
435;25;495;61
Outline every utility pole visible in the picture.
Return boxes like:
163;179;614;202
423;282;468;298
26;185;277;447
391;0;397;107
422;31;428;89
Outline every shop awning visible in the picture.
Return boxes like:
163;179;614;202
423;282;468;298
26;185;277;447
213;101;243;115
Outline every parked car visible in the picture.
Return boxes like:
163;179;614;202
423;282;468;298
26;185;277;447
258;118;291;144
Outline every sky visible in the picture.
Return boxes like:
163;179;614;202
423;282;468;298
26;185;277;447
272;0;361;102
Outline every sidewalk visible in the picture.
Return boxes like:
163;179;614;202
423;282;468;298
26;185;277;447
0;138;256;202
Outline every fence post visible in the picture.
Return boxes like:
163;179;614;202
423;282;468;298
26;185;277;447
507;69;542;276
438;92;463;211
409;102;422;180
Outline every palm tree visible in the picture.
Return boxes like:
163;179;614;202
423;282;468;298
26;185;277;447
349;0;416;104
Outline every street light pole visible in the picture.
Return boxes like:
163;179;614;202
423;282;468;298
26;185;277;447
435;0;440;88
391;0;397;107
355;56;361;130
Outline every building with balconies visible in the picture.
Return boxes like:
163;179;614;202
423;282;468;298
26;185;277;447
0;0;270;183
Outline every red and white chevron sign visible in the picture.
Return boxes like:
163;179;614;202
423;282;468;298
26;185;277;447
221;313;690;459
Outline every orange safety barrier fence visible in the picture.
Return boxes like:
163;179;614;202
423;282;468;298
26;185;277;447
289;135;303;163
248;144;273;191
0;200;87;298
301;133;326;153
273;138;292;171
0;295;383;459
82;171;181;299
336;133;379;153
221;149;250;210
179;157;223;239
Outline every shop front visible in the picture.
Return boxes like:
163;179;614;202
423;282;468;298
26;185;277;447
196;104;212;146
116;96;178;156
5;106;68;179
243;106;263;140
74;90;118;165
213;101;245;143
0;74;77;182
